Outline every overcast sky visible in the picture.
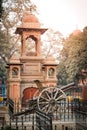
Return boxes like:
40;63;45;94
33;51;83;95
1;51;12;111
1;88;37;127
33;0;87;36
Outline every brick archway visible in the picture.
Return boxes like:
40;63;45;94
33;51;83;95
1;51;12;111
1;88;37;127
22;87;38;106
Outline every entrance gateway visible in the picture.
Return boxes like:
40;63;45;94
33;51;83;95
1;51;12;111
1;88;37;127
7;12;58;113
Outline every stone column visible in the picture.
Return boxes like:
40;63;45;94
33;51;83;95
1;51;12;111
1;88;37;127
36;37;41;56
22;34;26;56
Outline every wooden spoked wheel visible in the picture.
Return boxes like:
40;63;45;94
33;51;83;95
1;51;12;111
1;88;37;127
37;87;67;114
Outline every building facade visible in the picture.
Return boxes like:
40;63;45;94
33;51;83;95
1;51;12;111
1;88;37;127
7;13;58;112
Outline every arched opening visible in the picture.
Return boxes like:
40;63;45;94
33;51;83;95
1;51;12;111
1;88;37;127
12;67;19;78
22;87;38;106
48;68;55;77
26;35;37;56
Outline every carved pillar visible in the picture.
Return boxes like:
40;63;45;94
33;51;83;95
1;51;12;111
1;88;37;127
21;34;26;56
36;37;41;56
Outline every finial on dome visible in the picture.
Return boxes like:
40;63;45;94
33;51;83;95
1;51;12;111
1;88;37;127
22;12;39;23
76;24;78;30
72;24;81;36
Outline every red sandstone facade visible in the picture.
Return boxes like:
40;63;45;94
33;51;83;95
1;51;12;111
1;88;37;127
7;13;58;110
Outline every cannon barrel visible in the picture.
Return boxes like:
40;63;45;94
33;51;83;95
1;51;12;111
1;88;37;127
34;80;44;92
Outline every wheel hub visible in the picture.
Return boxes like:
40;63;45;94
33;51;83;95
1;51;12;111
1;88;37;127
49;99;56;106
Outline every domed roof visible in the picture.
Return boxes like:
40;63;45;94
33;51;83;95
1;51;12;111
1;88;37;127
73;29;81;36
21;13;40;28
22;13;39;23
15;12;48;34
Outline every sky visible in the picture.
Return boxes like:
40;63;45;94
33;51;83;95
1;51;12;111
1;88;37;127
32;0;87;36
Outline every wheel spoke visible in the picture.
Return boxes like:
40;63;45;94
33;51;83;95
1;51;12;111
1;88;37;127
42;104;49;111
49;88;54;98
50;91;53;98
47;105;52;113
51;105;56;112
55;95;64;101
54;88;59;99
40;95;50;102
39;101;49;104
44;91;51;99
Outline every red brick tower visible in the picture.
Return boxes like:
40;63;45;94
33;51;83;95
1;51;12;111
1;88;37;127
7;13;58;112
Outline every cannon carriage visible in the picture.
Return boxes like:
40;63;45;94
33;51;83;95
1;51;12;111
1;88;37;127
27;80;67;114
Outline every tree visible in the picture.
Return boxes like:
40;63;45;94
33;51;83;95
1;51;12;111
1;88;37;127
0;62;7;78
41;28;64;59
57;62;68;85
0;0;37;78
0;0;37;62
57;27;87;85
0;0;3;21
0;1;65;80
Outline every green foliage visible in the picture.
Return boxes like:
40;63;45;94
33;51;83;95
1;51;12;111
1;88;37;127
0;0;37;78
0;0;37;61
0;0;3;21
0;63;7;78
57;62;68;85
2;0;37;29
0;30;10;62
0;30;9;78
57;27;87;85
41;28;64;58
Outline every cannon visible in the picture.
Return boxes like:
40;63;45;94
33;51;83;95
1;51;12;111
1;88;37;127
13;82;76;117
28;80;67;114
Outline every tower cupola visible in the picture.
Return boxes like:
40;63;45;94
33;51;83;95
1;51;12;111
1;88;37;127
15;13;47;56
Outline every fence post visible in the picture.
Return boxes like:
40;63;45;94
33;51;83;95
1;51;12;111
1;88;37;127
16;117;18;129
32;113;34;130
1;126;3;130
62;125;64;130
10;116;11;129
21;116;24;130
55;125;57;130
24;126;26;130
